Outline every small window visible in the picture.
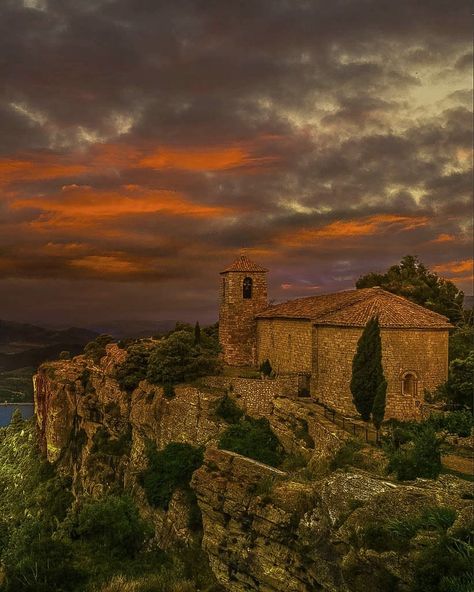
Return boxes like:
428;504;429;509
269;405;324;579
243;277;253;299
402;372;417;397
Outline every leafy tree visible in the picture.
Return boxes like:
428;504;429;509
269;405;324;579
2;518;83;592
140;442;204;509
70;495;150;558
115;343;151;393
356;255;464;324
146;330;221;386
448;323;474;362
83;334;113;364
218;417;284;467
385;423;442;480
436;351;474;410
350;316;386;422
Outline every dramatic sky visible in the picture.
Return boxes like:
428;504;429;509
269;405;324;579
0;0;472;327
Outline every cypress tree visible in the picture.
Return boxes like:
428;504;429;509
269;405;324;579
194;321;201;345
350;316;386;422
372;377;387;429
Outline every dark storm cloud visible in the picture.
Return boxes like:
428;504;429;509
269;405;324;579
0;0;471;324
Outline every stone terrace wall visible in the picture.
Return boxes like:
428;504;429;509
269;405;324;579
313;326;449;420
256;318;312;374
202;375;300;416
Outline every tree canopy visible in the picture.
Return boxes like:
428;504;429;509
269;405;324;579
356;255;465;324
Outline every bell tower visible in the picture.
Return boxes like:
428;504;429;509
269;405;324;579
219;254;269;367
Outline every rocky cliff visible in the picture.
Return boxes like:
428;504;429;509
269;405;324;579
34;345;473;591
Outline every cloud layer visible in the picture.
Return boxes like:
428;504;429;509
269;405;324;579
0;0;472;325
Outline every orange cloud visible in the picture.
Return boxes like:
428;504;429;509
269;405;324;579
10;184;235;224
70;254;149;276
279;214;428;247
431;233;456;243
0;138;281;189
433;259;473;275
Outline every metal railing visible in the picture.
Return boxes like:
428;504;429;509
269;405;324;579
315;402;381;445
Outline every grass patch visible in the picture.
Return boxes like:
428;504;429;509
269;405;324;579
218;417;284;467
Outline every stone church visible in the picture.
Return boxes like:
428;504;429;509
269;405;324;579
218;254;452;420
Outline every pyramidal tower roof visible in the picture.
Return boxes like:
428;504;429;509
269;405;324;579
220;254;269;274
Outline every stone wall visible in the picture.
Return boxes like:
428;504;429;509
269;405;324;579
219;271;268;366
202;375;300;417
256;318;312;374
313;326;449;420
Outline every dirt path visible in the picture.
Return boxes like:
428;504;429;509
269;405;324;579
442;454;474;476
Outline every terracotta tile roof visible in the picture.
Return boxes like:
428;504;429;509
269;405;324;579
256;287;452;329
220;255;269;274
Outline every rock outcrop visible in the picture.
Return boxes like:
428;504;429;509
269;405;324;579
34;346;473;591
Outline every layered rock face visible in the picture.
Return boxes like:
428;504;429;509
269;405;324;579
34;347;472;591
193;449;472;592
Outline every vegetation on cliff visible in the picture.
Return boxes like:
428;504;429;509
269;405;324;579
0;414;221;592
113;324;222;394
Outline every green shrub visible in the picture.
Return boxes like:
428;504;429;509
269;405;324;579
428;411;473;437
140;442;204;509
329;439;362;470
215;394;244;424
84;334;114;364
259;359;272;377
2;518;84;592
385;424;442;480
71;495;150;558
147;330;221;386
218;417;284;467
163;383;176;399
116;343;151;393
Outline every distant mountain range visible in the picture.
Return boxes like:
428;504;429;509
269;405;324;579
0;320;100;372
84;319;178;339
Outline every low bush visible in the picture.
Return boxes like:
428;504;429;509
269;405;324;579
427;411;473;437
70;494;151;558
84;335;114;364
115;343;151;393
259;359;272;377
385;423;442;480
140;442;204;510
218;417;284;467
215;394;244;424
329;439;363;471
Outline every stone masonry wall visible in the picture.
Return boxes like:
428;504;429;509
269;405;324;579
313;326;449;420
219;271;268;366
256;318;312;374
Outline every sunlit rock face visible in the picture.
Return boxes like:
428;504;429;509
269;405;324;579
193;449;472;592
34;347;472;591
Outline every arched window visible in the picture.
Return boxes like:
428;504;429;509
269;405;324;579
243;277;253;299
402;372;418;397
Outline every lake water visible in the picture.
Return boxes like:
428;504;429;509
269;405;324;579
0;404;34;427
